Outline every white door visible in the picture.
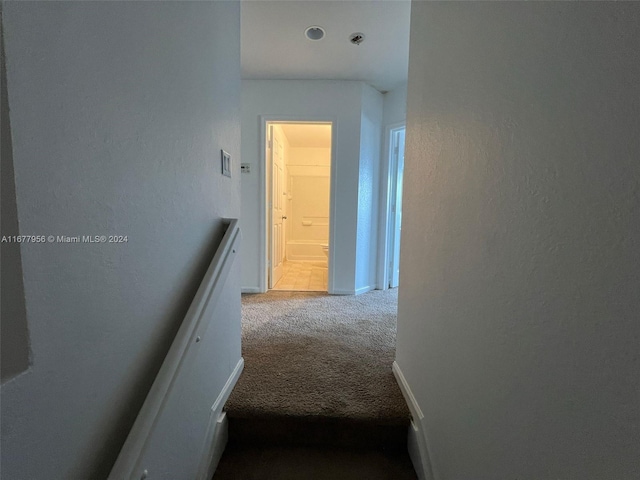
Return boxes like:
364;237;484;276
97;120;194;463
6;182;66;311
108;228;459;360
389;127;405;288
269;125;286;288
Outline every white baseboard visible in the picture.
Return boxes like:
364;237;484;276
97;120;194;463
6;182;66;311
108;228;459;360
355;285;375;295
408;419;426;480
392;361;436;480
196;357;244;480
241;287;261;294
330;285;376;296
330;289;356;295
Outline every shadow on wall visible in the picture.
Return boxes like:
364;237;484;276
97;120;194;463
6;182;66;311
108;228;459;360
1;7;31;383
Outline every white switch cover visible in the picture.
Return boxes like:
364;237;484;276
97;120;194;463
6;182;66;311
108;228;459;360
221;150;231;177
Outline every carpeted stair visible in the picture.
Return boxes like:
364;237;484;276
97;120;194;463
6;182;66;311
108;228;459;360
214;290;416;479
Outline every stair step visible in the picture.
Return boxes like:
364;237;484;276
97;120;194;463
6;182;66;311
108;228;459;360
226;414;409;451
213;444;418;480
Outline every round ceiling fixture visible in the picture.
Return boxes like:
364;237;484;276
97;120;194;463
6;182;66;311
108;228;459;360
305;26;326;41
349;32;366;45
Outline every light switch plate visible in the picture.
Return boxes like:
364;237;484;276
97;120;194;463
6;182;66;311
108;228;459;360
221;150;231;177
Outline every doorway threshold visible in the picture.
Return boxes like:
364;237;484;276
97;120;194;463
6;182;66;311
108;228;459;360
272;260;328;292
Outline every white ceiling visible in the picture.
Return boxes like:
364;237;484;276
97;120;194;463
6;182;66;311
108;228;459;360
278;123;332;148
241;0;411;93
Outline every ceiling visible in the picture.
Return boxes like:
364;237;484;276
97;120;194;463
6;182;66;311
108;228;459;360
241;0;411;93
278;123;332;148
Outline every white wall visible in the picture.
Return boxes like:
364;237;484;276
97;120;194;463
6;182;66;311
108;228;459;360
288;147;331;167
0;2;242;478
241;80;364;294
383;83;407;127
356;83;384;293
377;83;408;289
396;2;640;479
286;147;331;262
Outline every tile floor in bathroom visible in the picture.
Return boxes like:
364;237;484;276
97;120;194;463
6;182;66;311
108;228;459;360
272;260;328;292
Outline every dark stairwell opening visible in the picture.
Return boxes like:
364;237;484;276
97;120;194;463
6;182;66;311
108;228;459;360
214;290;415;479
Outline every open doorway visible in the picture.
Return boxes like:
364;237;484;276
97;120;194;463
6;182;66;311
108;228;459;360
266;122;333;292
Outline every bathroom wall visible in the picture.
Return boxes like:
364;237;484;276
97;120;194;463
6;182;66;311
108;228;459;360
285;146;331;261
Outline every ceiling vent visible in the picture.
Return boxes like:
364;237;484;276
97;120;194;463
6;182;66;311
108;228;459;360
305;26;325;41
349;32;365;45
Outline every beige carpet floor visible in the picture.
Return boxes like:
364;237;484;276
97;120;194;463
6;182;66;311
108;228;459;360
225;289;410;423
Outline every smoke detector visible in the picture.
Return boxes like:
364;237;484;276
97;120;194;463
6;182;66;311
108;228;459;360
349;32;365;45
305;26;326;41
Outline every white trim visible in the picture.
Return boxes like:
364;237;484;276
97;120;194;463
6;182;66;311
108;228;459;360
377;122;406;290
241;287;261;294
108;219;241;480
392;361;436;480
258;119;267;293
408;419;427;480
259;116;338;295
200;413;228;480
211;358;244;415
196;358;244;480
387;126;405;289
355;285;375;295
331;289;356;295
329;286;374;296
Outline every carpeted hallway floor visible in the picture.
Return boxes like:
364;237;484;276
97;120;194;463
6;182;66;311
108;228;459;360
225;289;410;421
215;289;415;479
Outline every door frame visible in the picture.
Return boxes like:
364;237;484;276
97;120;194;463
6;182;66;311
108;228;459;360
377;122;406;290
387;126;405;288
267;124;286;288
258;115;337;293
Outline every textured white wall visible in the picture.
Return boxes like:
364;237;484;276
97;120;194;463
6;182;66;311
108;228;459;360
356;83;383;292
382;83;407;127
240;80;363;293
1;2;241;478
396;2;640;479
